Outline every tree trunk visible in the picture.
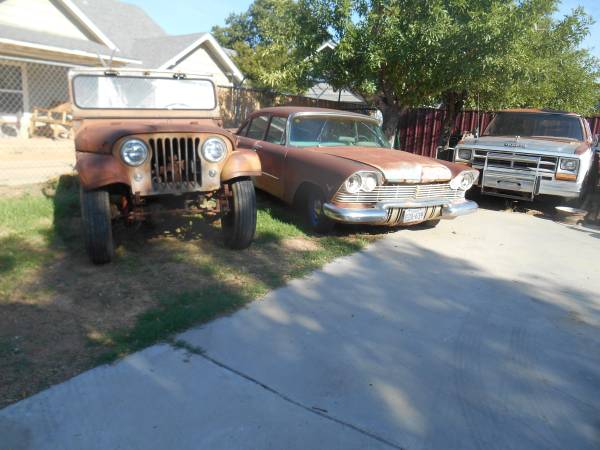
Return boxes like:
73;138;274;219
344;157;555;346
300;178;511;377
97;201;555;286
374;96;404;147
438;90;467;149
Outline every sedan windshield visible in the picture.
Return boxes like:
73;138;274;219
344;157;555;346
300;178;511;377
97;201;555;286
483;112;584;141
289;115;388;148
72;75;216;110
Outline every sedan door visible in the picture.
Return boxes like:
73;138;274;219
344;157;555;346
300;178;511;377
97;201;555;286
255;115;288;197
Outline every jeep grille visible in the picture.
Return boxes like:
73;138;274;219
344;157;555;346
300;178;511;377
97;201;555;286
149;137;201;190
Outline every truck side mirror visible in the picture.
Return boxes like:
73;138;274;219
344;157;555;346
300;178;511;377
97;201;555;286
593;134;599;147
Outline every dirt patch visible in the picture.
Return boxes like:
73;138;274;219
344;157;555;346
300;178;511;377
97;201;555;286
281;237;320;252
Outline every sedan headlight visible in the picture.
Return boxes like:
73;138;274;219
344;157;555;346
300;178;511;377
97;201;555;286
559;158;579;172
120;139;148;166
201;137;228;162
457;148;473;161
450;171;478;191
344;171;381;194
345;173;362;194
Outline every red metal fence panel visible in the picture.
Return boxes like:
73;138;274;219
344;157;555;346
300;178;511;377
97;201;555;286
398;108;600;158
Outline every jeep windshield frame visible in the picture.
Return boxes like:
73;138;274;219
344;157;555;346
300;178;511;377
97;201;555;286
483;112;584;141
72;74;217;111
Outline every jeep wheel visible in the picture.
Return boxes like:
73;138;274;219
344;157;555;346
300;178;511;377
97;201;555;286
222;178;256;249
305;188;334;234
80;187;114;264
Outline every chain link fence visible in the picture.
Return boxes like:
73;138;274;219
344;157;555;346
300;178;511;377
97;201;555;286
0;58;75;187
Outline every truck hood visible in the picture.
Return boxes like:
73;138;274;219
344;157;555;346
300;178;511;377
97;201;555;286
464;136;582;155
313;146;466;182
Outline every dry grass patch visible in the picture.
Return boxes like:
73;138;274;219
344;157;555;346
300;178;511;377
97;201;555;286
0;176;381;408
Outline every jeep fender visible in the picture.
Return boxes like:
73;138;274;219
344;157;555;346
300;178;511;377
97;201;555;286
221;149;261;182
76;152;130;191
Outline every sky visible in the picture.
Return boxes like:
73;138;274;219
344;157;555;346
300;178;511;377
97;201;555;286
124;0;599;58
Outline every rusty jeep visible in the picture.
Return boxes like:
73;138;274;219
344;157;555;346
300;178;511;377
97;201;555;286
69;68;261;264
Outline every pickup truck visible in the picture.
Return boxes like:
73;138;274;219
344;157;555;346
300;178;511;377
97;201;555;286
453;109;598;201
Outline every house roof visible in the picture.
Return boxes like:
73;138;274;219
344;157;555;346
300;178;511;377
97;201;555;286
305;82;365;104
130;33;207;70
0;23;139;64
71;0;166;55
0;0;242;80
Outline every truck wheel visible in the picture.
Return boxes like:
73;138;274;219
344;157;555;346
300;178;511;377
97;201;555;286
222;178;256;249
80;187;114;264
305;188;334;234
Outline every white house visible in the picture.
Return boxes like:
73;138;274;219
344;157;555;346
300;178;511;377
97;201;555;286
0;0;243;137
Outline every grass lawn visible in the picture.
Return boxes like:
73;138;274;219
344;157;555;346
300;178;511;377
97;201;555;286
0;176;381;408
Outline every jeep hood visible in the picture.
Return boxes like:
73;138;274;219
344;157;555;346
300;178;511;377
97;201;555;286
313;146;466;182
464;136;583;155
75;118;232;154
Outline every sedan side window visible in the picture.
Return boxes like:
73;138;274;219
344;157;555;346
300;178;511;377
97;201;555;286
247;115;270;140
265;116;287;144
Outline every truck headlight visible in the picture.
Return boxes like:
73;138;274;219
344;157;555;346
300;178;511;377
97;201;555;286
457;148;473;161
559;158;579;172
120;139;148;166
450;171;478;190
201;137;227;162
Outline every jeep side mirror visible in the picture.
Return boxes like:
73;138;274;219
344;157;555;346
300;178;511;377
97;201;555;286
593;134;599;147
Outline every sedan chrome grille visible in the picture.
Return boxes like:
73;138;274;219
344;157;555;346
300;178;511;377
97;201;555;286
149;137;201;190
334;183;464;204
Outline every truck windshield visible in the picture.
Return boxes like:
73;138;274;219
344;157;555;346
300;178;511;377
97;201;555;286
72;75;216;110
289;115;387;148
483;112;583;141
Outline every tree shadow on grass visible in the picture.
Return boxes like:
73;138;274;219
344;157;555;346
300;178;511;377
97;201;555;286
0;175;379;408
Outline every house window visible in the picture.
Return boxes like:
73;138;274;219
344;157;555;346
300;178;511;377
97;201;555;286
0;63;24;114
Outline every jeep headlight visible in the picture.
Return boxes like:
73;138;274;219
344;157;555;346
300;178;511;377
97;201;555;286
559;158;579;172
120;139;148;166
201;137;227;162
450;171;477;190
457;148;473;161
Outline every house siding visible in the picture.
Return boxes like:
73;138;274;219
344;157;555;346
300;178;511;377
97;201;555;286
0;0;92;42
169;44;233;87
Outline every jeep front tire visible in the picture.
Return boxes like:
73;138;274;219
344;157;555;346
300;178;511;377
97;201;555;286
80;187;114;264
222;178;256;249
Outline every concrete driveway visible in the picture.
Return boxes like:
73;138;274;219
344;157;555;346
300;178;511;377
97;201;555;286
1;208;599;450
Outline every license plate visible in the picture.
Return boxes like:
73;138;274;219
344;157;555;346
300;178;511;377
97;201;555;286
403;208;426;223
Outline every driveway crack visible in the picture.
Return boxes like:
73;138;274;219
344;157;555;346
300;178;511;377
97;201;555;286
172;340;406;450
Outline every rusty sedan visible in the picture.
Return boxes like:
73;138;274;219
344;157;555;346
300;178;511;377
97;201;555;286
236;107;479;232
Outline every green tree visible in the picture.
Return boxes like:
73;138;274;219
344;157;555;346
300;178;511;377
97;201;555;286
292;0;599;144
212;0;311;93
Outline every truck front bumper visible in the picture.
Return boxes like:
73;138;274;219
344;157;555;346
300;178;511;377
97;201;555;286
322;199;478;225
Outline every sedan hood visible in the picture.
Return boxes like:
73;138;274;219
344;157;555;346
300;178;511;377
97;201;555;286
464;136;582;155
313;147;462;182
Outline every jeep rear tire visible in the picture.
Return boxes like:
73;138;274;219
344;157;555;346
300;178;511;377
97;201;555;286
222;178;256;249
80;187;114;264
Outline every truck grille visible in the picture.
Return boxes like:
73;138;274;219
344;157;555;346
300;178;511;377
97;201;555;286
149;137;201;190
472;149;557;173
334;183;464;204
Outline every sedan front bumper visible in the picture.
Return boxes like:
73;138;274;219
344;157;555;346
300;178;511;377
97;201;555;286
322;199;478;225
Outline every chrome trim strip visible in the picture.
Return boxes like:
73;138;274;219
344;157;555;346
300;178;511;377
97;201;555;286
322;199;478;224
